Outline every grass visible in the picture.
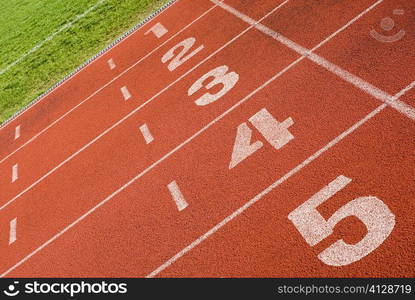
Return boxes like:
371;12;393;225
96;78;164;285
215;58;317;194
0;0;171;124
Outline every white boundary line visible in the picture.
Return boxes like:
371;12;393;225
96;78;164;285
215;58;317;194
0;1;288;211
0;0;387;277
210;0;415;121
0;0;107;77
147;80;414;278
0;1;216;164
0;0;180;130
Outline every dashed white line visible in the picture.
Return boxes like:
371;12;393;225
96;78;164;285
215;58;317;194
107;58;116;70
11;164;18;183
9;218;17;245
139;124;154;144
167;181;189;211
145;22;169;38
120;86;132;101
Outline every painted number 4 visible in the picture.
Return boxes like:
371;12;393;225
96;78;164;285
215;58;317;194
288;175;395;266
229;108;294;169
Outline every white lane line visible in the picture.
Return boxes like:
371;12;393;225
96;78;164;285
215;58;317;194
139;124;154;144
212;0;415;121
9;218;17;245
0;0;182;132
145;22;169;38
167;181;189;211
107;58;116;70
0;2;218;164
11;164;18;183
121;86;132;101
14;125;21;140
0;0;107;77
0;1;288;212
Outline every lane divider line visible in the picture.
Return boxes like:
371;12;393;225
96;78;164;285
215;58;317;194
107;58;116;70
167;180;189;211
9;218;17;245
139;124;154;144
121;86;132;101
11;164;18;183
0;1;218;164
145;22;169;38
0;0;181;130
211;0;415;121
14;125;20;140
0;0;287;212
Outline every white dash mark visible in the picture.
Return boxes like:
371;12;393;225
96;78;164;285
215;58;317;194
139;124;154;144
121;86;132;101
167;181;188;211
12;164;18;182
14;125;21;140
145;22;168;38
107;58;116;70
9;218;17;245
393;9;404;15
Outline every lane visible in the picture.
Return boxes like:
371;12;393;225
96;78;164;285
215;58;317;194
0;0;211;160
0;21;301;276
0;4;251;207
155;107;414;277
1;60;383;277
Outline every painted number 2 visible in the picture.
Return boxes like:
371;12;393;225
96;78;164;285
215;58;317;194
162;37;204;71
288;175;395;266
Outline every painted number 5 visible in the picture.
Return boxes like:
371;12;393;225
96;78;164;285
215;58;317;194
188;65;239;106
288;175;395;266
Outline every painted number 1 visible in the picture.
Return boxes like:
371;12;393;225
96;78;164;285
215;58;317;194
288;175;395;266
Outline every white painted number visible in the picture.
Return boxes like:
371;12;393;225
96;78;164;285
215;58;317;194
162;37;204;71
188;65;239;106
288;175;395;266
145;22;168;39
229;108;294;169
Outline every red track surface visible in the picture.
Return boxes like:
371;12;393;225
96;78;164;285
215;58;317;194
0;0;413;277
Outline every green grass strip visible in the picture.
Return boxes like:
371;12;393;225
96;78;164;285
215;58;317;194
0;0;171;124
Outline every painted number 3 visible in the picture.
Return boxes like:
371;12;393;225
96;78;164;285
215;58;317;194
288;175;395;266
188;65;239;106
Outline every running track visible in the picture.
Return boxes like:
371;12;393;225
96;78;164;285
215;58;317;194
0;0;413;277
